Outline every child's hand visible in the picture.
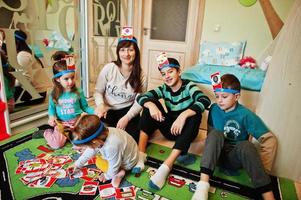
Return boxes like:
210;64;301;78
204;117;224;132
95;104;109;119
48;116;57;127
116;116;129;130
98;173;107;183
171;113;186;135
146;102;164;122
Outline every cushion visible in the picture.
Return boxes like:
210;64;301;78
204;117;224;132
198;41;246;66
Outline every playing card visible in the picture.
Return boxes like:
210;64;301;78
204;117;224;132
69;167;88;179
19;171;45;185
28;176;56;188
47;169;67;179
98;183;116;198
115;186;135;199
81;168;102;181
15;161;25;174
79;181;99;195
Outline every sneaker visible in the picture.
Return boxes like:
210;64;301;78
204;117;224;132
32;130;45;139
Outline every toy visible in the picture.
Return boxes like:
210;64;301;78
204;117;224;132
239;56;257;69
95;155;109;173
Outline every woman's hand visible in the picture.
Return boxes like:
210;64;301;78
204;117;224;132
95;104;109;119
117;115;129;130
48;116;57;127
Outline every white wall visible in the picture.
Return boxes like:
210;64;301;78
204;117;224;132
201;0;295;60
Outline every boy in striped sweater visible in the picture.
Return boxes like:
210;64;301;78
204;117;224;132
132;54;211;190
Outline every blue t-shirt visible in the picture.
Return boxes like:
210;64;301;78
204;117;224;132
48;89;94;121
208;103;269;144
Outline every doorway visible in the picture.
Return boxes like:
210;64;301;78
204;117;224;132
140;0;205;89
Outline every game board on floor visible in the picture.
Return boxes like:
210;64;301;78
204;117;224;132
0;127;298;200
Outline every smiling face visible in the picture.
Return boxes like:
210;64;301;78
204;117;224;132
160;67;182;90
118;44;136;65
56;72;75;91
215;92;240;112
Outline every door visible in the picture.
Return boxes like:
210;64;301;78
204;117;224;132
141;0;204;89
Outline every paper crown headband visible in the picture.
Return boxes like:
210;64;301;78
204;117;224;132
156;52;179;71
118;27;137;44
211;72;240;94
53;55;76;78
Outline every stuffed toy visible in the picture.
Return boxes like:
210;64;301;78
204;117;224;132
239;56;257;69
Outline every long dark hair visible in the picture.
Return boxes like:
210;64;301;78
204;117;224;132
51;51;78;104
15;30;45;69
113;38;143;93
1;50;15;88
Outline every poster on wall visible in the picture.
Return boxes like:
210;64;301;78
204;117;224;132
93;0;121;36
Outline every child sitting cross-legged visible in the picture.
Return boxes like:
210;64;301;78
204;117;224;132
67;114;139;188
32;51;94;149
192;73;277;200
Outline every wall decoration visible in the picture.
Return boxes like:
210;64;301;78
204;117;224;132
93;0;121;37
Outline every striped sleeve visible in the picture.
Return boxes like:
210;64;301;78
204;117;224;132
188;82;211;114
137;85;164;106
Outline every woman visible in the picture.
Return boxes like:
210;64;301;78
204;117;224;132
94;28;146;142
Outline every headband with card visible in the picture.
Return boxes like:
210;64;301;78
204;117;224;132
156;52;179;71
53;55;76;78
118;27;137;44
211;72;240;94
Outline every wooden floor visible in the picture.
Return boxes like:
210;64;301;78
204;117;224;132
149;129;301;200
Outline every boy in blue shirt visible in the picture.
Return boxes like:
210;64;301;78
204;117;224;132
192;74;277;200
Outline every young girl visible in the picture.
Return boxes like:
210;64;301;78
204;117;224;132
68;114;139;188
94;27;147;142
41;51;94;149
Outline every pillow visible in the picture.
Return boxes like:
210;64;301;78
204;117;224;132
198;41;246;66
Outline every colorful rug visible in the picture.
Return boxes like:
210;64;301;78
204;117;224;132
0;126;298;200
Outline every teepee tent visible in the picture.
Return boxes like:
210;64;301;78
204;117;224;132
256;0;301;182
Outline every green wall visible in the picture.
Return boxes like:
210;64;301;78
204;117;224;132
201;0;295;60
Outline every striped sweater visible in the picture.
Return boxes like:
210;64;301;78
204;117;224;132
137;79;211;117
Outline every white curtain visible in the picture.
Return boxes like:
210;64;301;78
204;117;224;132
256;0;301;182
